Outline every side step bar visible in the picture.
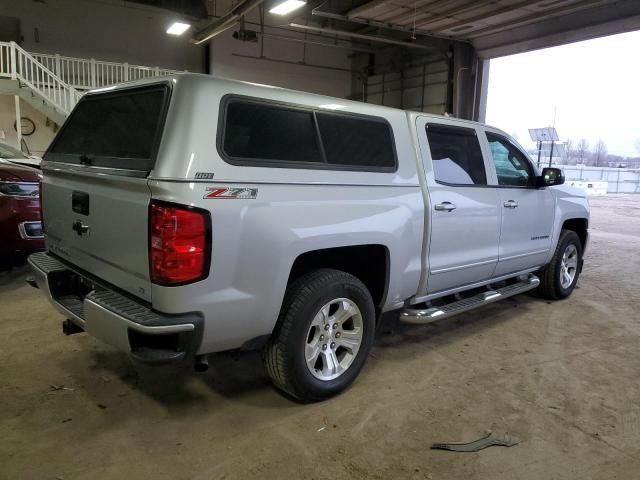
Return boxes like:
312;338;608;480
400;274;540;324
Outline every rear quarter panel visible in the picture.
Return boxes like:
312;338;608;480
148;75;423;354
149;181;423;353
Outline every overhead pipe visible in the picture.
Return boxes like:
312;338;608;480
311;8;469;44
232;53;359;73
259;32;379;53
288;23;438;50
192;0;264;44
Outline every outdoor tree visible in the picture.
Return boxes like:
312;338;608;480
594;140;608;167
576;139;589;165
565;139;574;165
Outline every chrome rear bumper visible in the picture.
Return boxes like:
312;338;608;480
28;251;203;364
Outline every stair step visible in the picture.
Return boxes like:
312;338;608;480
400;274;540;324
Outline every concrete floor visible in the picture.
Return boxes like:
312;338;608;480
1;194;639;480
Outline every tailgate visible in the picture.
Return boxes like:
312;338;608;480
41;83;171;302
43;170;152;301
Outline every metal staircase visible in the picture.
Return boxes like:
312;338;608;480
1;42;80;124
0;41;182;125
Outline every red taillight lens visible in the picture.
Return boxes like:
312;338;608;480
38;181;45;233
149;202;210;285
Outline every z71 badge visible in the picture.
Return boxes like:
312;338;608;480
204;187;258;199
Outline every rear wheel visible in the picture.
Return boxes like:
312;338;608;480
537;230;582;300
264;269;375;402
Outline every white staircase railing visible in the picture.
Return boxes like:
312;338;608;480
0;41;183;118
1;41;80;115
31;52;182;90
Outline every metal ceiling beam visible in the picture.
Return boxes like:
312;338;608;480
474;2;640;58
192;0;263;44
464;0;610;38
389;0;495;28
416;0;535;32
347;0;394;19
381;0;465;25
288;23;439;50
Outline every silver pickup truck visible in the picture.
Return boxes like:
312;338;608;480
29;74;589;401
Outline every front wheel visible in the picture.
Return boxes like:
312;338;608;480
264;269;375;402
537;230;583;300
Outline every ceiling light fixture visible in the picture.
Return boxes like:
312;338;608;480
269;0;306;16
167;22;191;36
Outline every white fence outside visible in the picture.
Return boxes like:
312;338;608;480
558;165;640;194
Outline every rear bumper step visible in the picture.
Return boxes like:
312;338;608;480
400;274;540;324
28;251;203;364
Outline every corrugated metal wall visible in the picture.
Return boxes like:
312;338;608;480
364;57;449;113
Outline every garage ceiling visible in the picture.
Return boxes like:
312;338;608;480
339;0;640;57
125;0;209;18
348;0;609;39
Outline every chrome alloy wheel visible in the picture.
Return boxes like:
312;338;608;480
560;244;579;289
304;298;364;381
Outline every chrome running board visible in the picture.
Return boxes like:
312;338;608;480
400;274;540;325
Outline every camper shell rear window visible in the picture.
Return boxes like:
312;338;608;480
218;96;397;172
45;84;171;173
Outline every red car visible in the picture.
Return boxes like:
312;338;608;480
0;159;44;264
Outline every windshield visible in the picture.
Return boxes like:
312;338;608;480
0;143;28;159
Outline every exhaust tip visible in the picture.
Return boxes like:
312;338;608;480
194;355;209;372
62;319;84;336
26;276;39;289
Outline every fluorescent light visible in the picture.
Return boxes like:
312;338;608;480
166;22;191;36
269;0;306;15
319;104;346;110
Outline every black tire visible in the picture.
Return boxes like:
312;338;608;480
264;268;375;402
537;230;583;300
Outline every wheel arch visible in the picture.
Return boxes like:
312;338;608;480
287;244;390;315
561;217;588;252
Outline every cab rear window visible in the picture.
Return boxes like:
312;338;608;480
45;84;170;173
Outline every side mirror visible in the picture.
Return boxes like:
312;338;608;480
538;167;565;187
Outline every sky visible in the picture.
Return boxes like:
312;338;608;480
486;30;640;158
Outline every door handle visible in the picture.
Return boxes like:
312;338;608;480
435;202;457;212
504;200;519;209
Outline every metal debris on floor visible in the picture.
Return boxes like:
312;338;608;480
431;432;520;452
48;384;74;393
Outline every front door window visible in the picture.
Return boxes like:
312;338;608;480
486;133;535;187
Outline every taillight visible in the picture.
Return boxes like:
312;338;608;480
38;181;45;232
149;201;210;285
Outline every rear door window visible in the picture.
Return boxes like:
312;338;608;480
426;124;487;185
45;84;170;172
